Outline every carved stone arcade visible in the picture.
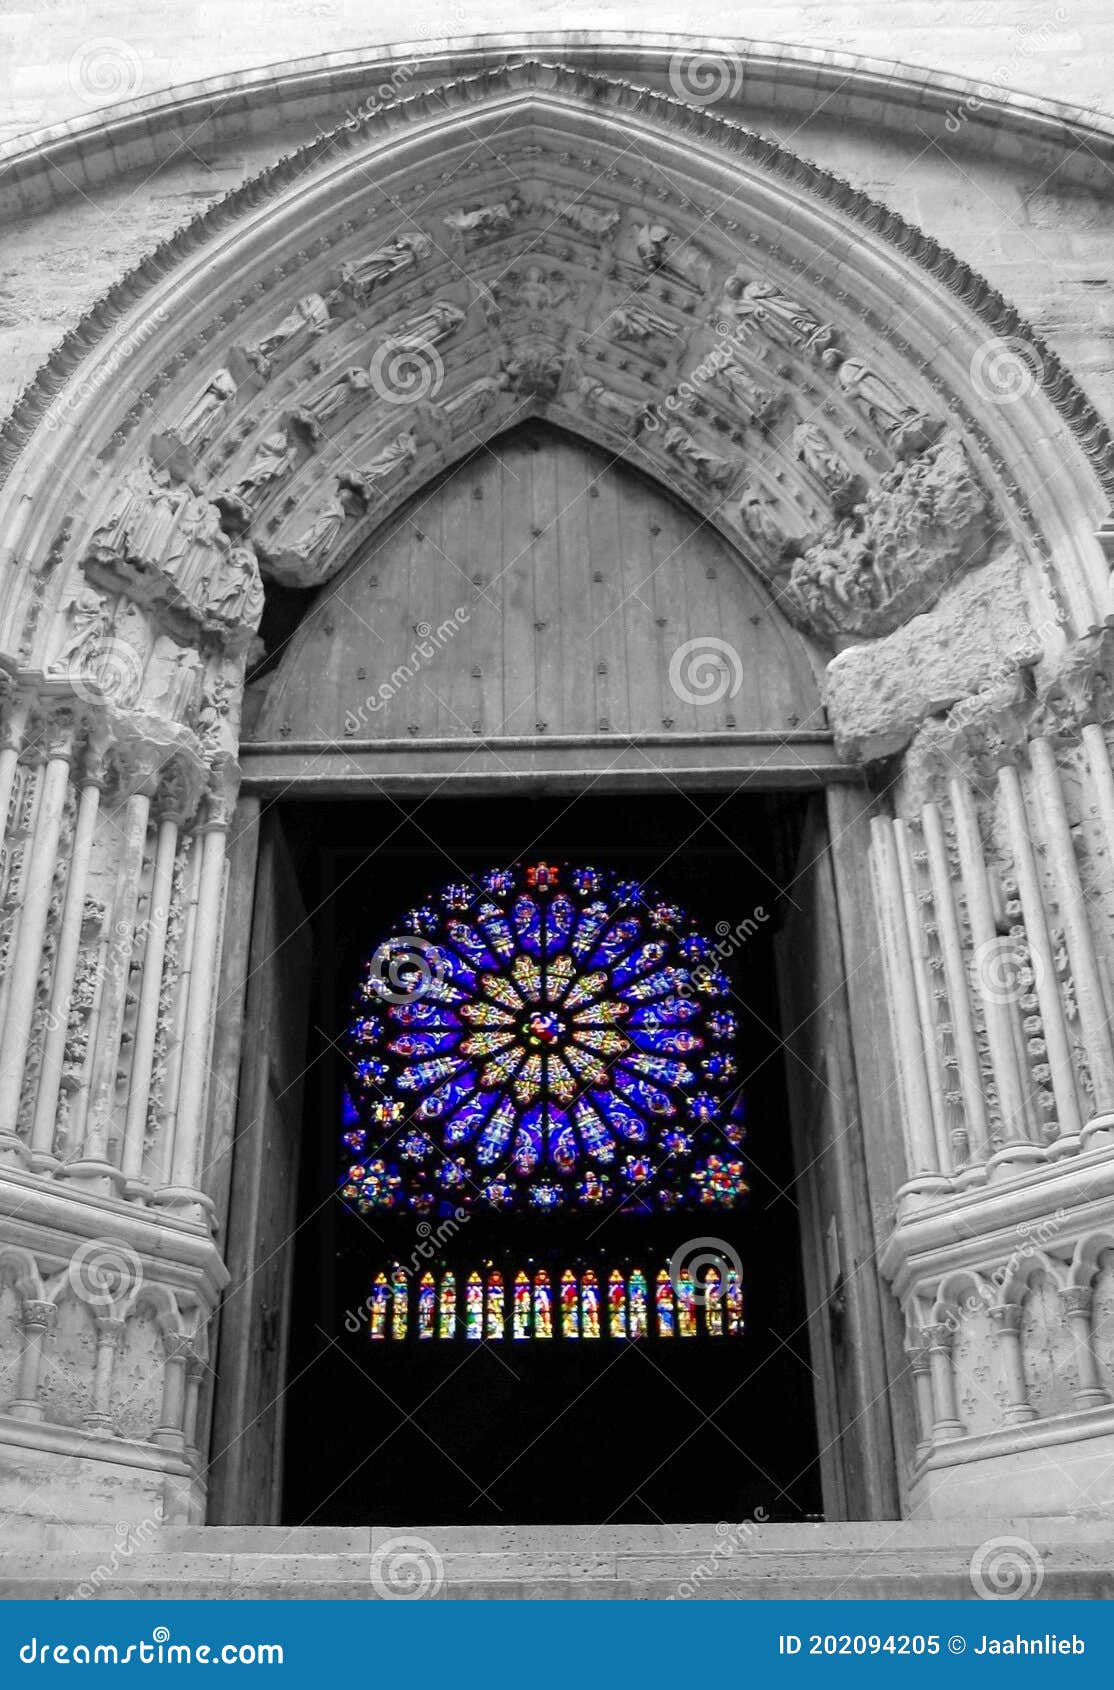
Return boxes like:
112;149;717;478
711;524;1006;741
0;59;1112;1534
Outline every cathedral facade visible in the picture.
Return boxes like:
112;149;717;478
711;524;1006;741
1;14;1114;1596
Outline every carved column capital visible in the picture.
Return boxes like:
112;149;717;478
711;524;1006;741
1062;1285;1093;1320
989;1301;1024;1336
19;1299;57;1334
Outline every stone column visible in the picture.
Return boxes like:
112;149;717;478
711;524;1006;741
921;800;990;1170
989;1303;1037;1425
925;1323;964;1442
1062;1286;1109;1410
949;776;1041;1169
0;691;31;855
997;762;1083;1151
0;707;75;1147
893;820;952;1174
121;789;182;1193
1030;736;1114;1137
158;794;228;1219
152;1333;191;1450
7;1301;57;1422
27;736;108;1168
82;1315;125;1432
907;1339;936;1462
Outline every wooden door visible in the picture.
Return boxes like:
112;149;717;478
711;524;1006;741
775;796;899;1520
208;809;312;1524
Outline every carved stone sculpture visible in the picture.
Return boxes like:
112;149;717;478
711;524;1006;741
544;197;620;239
173;369;237;453
575;375;645;435
443;198;520;243
231;430;297;507
822;350;943;457
299;366;373;433
661;425;736;489
50;586;110;676
721;272;836;355
712;361;785;428
443;372;512;431
634;222;707;290
384;300;466;349
611;302;680;344
792;422;861;511
736;493;801;563
339;232;433;301
350;429;420;499
243;293;332;376
201;545;265;634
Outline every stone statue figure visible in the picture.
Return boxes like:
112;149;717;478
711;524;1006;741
634;222;706;289
576;375;644;434
545;197;620;239
443;372;511;430
51;585;109;675
232;430;297;507
339;232;433;300
821;350;943;456
443;198;520;241
792;423;855;495
714;362;784;428
202;545;265;633
737;493;794;556
244;293;331;375
175;369;237;452
302;366;373;430
612;302;679;343
385;300;466;349
721;272;835;355
352;429;420;497
92;457;184;560
661;425;735;489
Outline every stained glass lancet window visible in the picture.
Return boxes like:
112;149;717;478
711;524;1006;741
339;862;747;1216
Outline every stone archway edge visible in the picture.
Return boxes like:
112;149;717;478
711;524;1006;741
3;31;1111;197
1;55;1111;515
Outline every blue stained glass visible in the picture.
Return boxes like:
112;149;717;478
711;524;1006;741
339;862;746;1214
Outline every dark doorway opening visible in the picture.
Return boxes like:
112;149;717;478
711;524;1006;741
277;789;822;1526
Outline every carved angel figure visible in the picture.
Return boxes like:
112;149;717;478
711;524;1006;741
92;457;184;561
232;430;297;507
202;545;265;633
714;362;784;428
50;586;110;675
576;375;645;434
634;223;706;290
792;423;855;495
611;302;680;344
175;368;238;453
443;198;520;241
721;273;835;355
244;293;332;375
443;372;511;430
661;425;735;489
385;300;466;349
302;366;373;429
545;197;620;239
352;429;420;497
339;233;433;300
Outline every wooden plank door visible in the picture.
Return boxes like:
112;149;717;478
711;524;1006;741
775;796;899;1521
208;808;312;1524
